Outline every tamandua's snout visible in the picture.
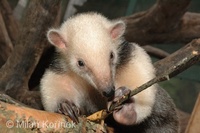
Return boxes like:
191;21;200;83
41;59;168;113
102;85;115;98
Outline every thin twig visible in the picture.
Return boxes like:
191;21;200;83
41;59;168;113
0;92;28;107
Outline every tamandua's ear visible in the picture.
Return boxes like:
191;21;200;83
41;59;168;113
47;29;66;49
110;20;126;39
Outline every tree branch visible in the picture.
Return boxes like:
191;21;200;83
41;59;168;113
0;0;61;109
0;11;13;66
154;39;200;76
143;45;170;58
0;0;19;44
0;0;19;66
0;101;107;132
0;92;27;107
123;0;200;44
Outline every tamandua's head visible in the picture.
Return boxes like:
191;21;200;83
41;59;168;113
47;13;125;98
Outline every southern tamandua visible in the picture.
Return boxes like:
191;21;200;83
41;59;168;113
40;12;179;132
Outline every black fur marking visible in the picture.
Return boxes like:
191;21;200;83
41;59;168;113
117;41;134;69
49;52;67;73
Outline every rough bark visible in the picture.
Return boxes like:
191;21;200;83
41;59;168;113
0;0;19;44
0;11;13;66
178;109;191;133
0;92;27;107
185;94;200;133
123;0;200;44
0;0;19;66
0;0;61;109
154;39;200;77
0;101;107;133
143;45;170;59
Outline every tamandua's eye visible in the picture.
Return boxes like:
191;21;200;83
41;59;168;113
77;60;85;67
110;52;114;60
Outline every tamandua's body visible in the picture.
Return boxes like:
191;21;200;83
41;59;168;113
40;12;179;132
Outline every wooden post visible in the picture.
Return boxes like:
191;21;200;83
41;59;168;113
185;93;200;133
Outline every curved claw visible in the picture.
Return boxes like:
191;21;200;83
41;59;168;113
58;100;80;123
114;86;131;102
107;86;131;112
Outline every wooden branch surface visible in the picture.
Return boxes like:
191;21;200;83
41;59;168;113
0;0;19;66
0;101;107;133
0;0;61;109
185;94;200;133
0;93;27;107
154;39;200;76
123;0;200;44
0;0;19;43
0;11;13;66
143;45;170;58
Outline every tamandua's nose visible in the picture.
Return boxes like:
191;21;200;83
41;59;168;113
103;86;115;98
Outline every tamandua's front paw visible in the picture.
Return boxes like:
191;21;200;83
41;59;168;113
57;100;81;123
108;86;136;125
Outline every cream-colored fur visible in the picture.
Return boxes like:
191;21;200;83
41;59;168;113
40;69;102;114
48;13;123;90
41;70;88;112
115;44;157;123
